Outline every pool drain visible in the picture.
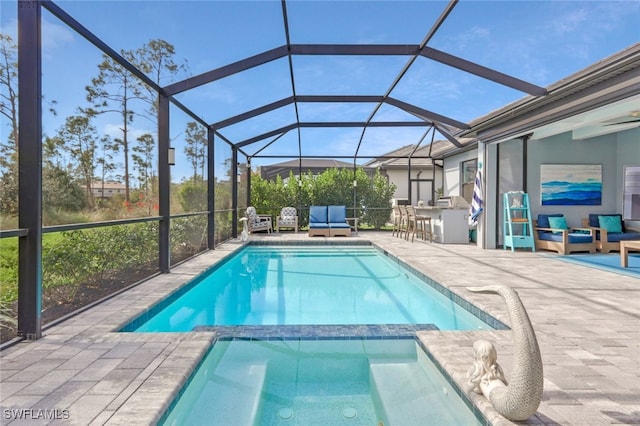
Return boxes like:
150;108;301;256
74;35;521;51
342;407;357;418
278;408;293;419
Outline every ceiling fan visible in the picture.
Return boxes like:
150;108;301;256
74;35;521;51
602;111;640;126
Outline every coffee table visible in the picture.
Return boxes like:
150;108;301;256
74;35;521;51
620;240;640;267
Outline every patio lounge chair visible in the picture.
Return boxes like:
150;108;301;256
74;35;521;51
583;213;640;253
308;205;330;237
246;206;273;234
328;205;351;237
276;207;298;233
533;214;595;255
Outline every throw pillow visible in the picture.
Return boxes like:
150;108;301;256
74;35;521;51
537;213;563;229
548;216;568;234
598;215;622;233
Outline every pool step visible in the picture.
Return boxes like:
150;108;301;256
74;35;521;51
369;362;448;425
183;362;267;425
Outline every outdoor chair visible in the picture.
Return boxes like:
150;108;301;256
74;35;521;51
328;205;352;237
407;205;432;242
308;205;330;237
397;205;408;239
392;205;402;237
582;214;640;253
308;205;352;237
276;207;298;233
533;214;595;255
246;206;273;234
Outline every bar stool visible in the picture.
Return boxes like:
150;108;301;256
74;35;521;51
392;205;401;237
407;206;432;242
398;205;408;239
415;211;433;242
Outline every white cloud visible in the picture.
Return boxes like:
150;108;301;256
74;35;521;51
451;26;491;51
102;123;153;142
42;18;75;54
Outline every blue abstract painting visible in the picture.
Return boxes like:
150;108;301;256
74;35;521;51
540;164;602;206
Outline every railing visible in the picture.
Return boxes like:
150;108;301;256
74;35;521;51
0;210;234;346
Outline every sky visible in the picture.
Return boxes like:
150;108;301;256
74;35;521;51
1;0;639;182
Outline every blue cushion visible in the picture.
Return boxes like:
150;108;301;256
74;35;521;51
588;213;625;232
309;206;328;224
329;223;350;229
309;222;329;229
606;232;640;243
598;215;622;233
548;216;568;234
538;232;593;244
328;205;347;223
537;214;563;229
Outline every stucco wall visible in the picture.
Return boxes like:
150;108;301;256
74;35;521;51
387;167;441;205
442;150;476;197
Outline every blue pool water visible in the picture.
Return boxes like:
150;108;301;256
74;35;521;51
130;245;494;332
160;338;483;426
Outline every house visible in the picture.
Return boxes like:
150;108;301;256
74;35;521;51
91;180;127;199
366;139;474;206
438;43;640;249
257;159;368;181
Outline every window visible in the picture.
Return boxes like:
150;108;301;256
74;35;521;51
623;165;640;219
461;159;478;203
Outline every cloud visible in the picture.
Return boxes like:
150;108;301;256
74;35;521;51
42;19;75;54
547;8;588;36
450;26;491;51
102;123;153;142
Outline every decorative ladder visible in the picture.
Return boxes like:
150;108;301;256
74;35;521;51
503;191;535;252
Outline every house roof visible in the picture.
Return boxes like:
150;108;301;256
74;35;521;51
365;137;476;168
90;181;127;190
258;159;358;180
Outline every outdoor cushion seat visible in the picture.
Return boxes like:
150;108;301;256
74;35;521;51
308;205;330;237
246;206;272;234
328;205;351;237
533;214;595;255
583;214;640;253
276;207;298;233
308;205;352;237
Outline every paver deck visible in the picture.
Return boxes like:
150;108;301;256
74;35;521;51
1;232;638;425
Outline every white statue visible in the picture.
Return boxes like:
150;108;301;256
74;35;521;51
467;339;508;396
239;217;249;241
466;285;543;421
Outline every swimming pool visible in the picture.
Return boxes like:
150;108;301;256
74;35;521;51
159;338;484;426
125;245;500;332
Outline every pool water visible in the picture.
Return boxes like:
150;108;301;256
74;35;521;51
160;339;482;426
131;246;492;332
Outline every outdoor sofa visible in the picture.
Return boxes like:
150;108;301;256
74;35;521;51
308;205;352;237
533;214;596;255
582;213;640;253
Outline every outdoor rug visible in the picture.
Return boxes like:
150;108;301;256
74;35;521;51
554;253;640;278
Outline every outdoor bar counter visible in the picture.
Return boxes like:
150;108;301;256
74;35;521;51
416;205;470;244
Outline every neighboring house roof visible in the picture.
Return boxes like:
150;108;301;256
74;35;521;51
365;139;468;168
258;159;364;180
